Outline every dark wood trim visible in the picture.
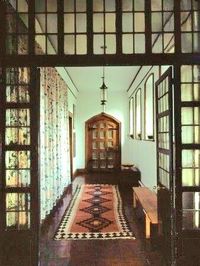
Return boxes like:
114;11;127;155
116;0;122;54
58;0;64;55
30;67;40;266
73;168;88;178
127;66;142;93
145;0;152;54
3;54;200;67
87;0;93;55
68;112;73;182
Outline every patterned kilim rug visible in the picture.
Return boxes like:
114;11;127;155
54;184;135;240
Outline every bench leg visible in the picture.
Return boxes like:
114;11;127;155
145;212;151;239
133;193;137;208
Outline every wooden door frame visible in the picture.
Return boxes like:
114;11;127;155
85;112;121;171
155;67;175;265
68;112;73;181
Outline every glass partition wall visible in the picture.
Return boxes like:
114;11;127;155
180;66;200;259
1;0;200;265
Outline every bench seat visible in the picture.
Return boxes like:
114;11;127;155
133;187;158;239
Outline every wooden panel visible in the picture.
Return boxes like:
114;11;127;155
133;187;158;224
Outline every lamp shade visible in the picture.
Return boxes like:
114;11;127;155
100;81;108;102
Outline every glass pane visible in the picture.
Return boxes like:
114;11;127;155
182;150;200;168
105;14;116;32
35;1;45;13
93;34;104;54
64;0;74;12
181;33;193;53
64;35;75;54
47;0;57;12
135;34;145;53
135;0;145;11
92;161;98;169
182;192;200;229
100;160;106;168
6;193;30;230
135;13;145;32
100;142;105;149
6;170;31;187
47;35;57;55
181;84;193;101
93;14;104;32
163;13;174;32
181;65;193;82
35;35;46;54
151;0;162;11
76;0;86;12
18;0;28;12
108;130;113;139
5;151;31;169
47;14;57;33
105;0;115;11
76;35;87;54
5;127;30;145
92;152;97;160
122;13;133;32
99;130;105;139
92;130;98;139
122;34;133;54
93;0;103;12
100;152;105;160
106;34;116;54
108;141;113;147
152;13;162;32
76;14;87;33
5;108;30;126
182;168;200;186
183;211;200;230
64;14;75;33
122;0;133;11
92;142;97;149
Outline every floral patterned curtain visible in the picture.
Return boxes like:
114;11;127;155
40;67;71;222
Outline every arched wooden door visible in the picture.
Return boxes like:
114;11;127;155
85;113;121;172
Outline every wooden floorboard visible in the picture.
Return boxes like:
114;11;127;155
40;173;162;266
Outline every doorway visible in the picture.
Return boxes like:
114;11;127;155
69;113;73;181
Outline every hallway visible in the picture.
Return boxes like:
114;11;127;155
1;1;200;265
40;173;162;266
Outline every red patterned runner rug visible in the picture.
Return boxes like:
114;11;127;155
54;184;135;240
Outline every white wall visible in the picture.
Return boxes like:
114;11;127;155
76;90;133;169
127;66;160;189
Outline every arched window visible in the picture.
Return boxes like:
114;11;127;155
129;97;134;137
144;74;154;140
135;88;142;139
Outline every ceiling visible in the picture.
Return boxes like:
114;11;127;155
66;66;141;92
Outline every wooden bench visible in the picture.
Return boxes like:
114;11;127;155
133;187;158;240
